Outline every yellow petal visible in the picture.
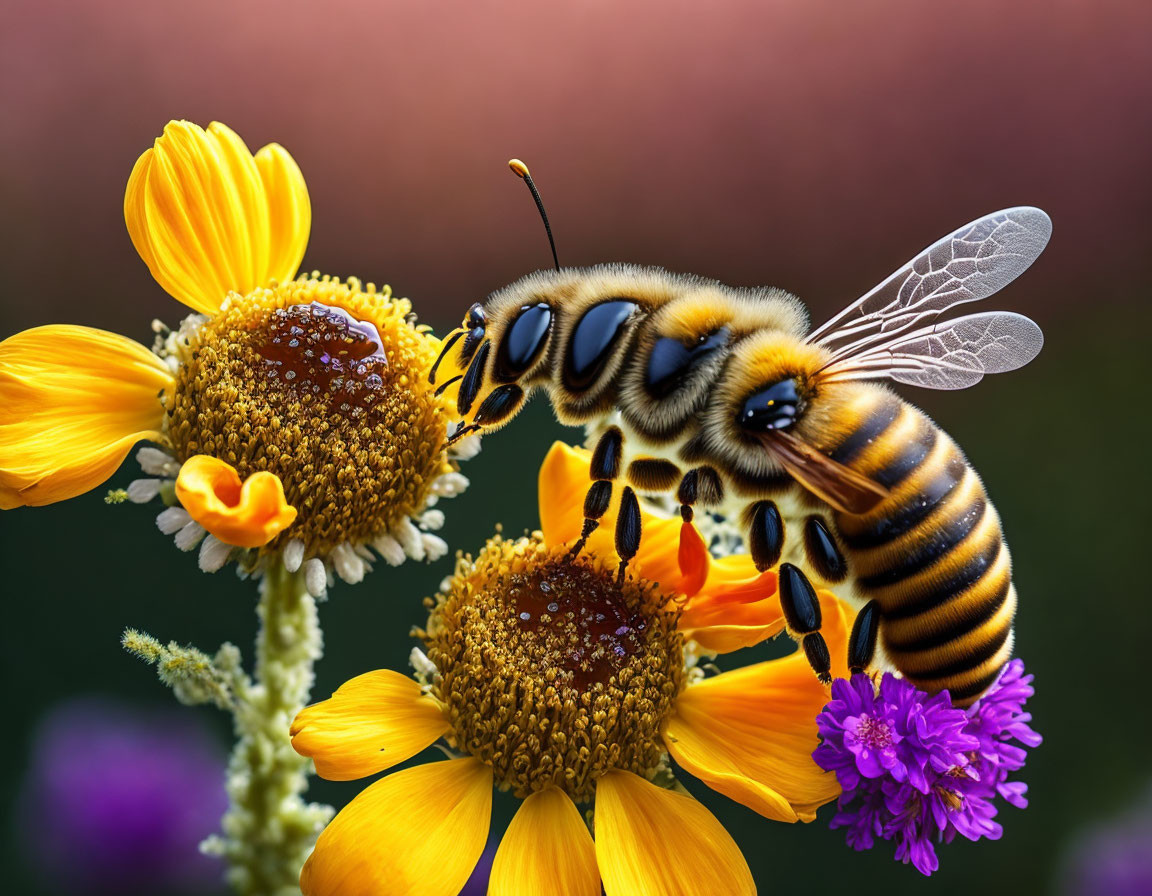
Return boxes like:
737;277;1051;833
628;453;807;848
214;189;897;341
490;788;599;896
255;142;311;283
291;670;449;781
538;441;589;547
664;592;852;822
174;455;297;547
300;757;492;896
0;325;172;508
125;120;310;314
594;770;754;896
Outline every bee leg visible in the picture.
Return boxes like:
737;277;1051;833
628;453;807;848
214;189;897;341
675;470;714;596
570;426;624;557
434;374;463;397
677;470;699;522
847;599;881;676
746;500;785;573
802;516;849;583
678;466;724;522
456;340;491;417
615;486;641;583
428;328;464;384
570;480;612;558
444;422;482;449
779;562;832;685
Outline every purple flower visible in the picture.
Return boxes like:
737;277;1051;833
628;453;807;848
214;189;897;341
1061;787;1152;896
459;844;496;896
16;697;228;895
814;659;1041;876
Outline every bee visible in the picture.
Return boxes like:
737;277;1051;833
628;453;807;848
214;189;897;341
431;160;1049;706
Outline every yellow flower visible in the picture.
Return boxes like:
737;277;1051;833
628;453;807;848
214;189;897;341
0;121;471;587
291;442;850;896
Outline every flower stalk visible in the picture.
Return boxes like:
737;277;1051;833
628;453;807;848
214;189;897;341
126;564;332;896
213;564;332;896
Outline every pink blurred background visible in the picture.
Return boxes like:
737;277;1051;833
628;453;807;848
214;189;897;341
2;0;1149;340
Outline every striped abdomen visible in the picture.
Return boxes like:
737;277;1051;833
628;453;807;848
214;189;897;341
828;393;1016;706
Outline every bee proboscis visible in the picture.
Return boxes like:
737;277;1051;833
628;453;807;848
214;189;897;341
431;162;1049;706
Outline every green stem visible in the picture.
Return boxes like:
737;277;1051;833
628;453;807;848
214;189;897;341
209;564;333;896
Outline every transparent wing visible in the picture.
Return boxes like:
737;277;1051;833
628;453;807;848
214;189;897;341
807;207;1052;360
820;311;1044;390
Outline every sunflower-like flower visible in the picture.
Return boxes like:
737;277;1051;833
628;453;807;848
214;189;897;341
0;121;471;588
290;442;854;896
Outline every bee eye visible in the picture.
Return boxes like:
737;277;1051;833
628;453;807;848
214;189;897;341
466;303;487;329
738;379;801;431
645;327;730;398
495;302;552;380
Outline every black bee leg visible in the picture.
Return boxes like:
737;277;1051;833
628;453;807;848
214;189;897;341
677;466;723;522
472;384;524;428
615;486;641;583
779;562;832;685
674;468;724;595
677;470;698;522
847;600;881;676
428;328;464;384
746;500;785;573
456;340;491;417
570;426;624;557
433;374;463;397
444;422;482;448
570;480;612;558
803;516;849;584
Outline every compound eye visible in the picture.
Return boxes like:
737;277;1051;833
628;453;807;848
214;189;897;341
495;302;552;380
466;302;487;329
738;379;800;431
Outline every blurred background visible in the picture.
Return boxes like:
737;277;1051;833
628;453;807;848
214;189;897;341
2;0;1150;893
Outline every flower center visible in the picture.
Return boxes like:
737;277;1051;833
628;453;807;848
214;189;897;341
856;714;894;750
421;536;684;801
166;277;453;556
256;302;389;417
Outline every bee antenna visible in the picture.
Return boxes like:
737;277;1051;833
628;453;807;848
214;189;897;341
509;159;560;272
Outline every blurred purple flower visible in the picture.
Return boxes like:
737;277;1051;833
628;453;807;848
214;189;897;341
16;697;227;895
813;660;1040;876
1061;787;1152;896
459;844;495;896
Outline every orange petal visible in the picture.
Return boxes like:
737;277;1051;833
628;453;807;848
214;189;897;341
125;120;310;314
0;325;172;508
290;670;449;781
490;788;599;896
594;770;754;896
680;560;785;653
300;757;492;896
174;454;297;547
664;592;852;822
677;520;709;597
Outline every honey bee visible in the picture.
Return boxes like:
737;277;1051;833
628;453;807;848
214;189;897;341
431;161;1049;706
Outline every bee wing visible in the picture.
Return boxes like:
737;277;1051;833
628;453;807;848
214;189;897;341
758;430;889;514
819;311;1044;390
807;207;1051;357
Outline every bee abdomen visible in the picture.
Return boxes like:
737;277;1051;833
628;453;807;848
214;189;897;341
832;398;1016;706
